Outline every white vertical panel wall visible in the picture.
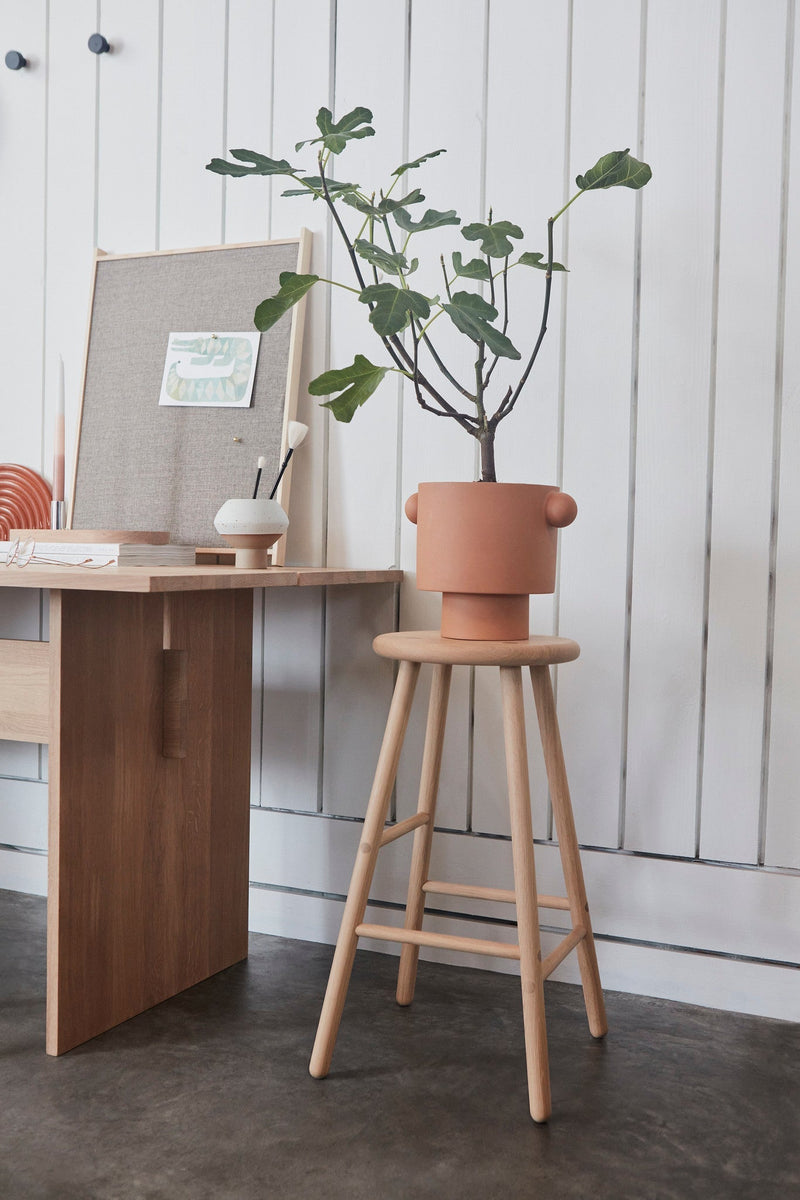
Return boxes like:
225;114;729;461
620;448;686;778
1;0;798;1024
700;0;789;866
0;1;46;798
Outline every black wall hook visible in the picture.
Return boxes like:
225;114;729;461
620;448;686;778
5;50;28;70
87;33;110;54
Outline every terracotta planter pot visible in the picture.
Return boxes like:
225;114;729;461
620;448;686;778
405;482;577;641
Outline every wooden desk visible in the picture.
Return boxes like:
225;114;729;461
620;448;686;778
0;564;401;1054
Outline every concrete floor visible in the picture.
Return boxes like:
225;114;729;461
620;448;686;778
1;889;798;1200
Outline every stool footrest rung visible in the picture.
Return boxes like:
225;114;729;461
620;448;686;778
422;880;570;910
355;922;521;961
379;813;430;848
541;927;586;979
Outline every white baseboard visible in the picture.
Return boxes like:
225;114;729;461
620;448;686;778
2;845;796;1024
0;848;47;896
247;885;800;1025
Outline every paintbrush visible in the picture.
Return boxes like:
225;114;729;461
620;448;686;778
268;421;309;500
252;455;267;500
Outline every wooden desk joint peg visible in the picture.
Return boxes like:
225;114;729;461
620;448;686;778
162;648;188;758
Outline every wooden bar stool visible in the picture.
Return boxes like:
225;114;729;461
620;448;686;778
309;631;607;1122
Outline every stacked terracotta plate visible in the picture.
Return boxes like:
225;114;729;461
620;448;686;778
0;464;52;539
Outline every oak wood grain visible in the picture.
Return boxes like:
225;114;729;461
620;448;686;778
46;587;252;1054
0;639;50;742
373;630;580;667
0;564;401;593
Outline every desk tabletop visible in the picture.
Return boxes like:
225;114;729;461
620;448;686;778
0;563;402;593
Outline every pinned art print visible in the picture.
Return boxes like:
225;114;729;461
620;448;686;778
158;331;261;407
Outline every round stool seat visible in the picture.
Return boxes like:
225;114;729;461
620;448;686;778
373;630;580;667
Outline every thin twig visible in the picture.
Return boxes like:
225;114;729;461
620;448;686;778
492;217;556;423
410;324;479;432
483;254;510;390
440;255;453;302
415;319;474;402
318;156;471;416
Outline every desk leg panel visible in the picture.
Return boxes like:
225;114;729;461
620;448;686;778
47;588;253;1055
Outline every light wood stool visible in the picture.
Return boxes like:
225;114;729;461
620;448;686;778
309;631;607;1122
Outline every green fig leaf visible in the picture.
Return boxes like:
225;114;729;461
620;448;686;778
308;354;389;422
393;207;461;234
206;149;297;177
358;282;431;336
518;251;567;272
461;220;524;258
254;272;319;331
576;149;652;191
295;106;374;155
342;187;425;217
451;251;491;281
280;176;359;199
392;148;446;177
354;239;409;275
442;291;521;359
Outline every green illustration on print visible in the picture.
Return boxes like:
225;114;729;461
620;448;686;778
159;332;261;407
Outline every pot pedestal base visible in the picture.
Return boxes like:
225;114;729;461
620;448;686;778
220;532;283;569
441;592;529;641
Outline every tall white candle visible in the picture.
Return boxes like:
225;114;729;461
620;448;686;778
53;356;65;502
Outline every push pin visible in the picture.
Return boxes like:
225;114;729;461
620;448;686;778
233;437;242;443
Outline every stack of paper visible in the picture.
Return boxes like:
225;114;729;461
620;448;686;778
1;540;196;567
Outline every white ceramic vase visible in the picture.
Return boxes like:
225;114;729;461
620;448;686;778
213;498;289;568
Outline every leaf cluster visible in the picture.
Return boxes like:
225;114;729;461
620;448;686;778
207;108;651;437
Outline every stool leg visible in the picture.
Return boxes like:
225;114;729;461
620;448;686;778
396;663;452;1006
309;659;421;1079
530;665;608;1039
500;665;551;1124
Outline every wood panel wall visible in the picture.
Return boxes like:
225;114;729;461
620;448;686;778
1;0;798;1021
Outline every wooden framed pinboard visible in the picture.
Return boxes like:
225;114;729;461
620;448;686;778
69;233;311;565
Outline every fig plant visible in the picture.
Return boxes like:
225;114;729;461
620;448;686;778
207;106;651;482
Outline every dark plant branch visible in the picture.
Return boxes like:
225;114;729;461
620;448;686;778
318;153;369;293
492;216;556;424
410;323;479;432
483;254;511;391
414;318;475;403
474;342;487;427
381;215;399;255
440;255;453;302
318;156;429;387
489;386;513;425
316;157;477;418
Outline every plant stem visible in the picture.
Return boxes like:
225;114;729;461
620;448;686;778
319;154;369;292
473;340;497;481
439;255;453;302
479;429;497;482
410;324;479;432
550;188;582;224
483;255;510;390
493;215;556;424
414;317;475;402
316;277;362;295
317;155;474;422
382;216;399;254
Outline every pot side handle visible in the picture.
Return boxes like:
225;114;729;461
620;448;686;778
405;493;419;524
545;490;578;528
